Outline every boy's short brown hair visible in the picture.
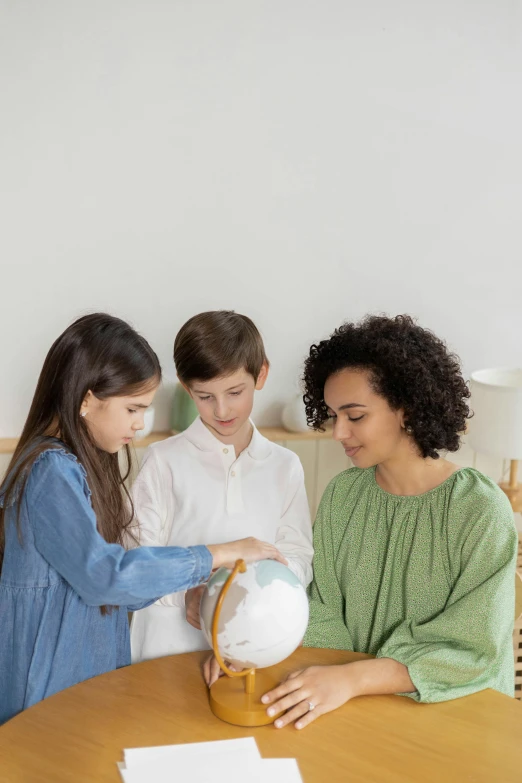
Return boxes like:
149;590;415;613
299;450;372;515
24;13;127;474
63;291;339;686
174;311;269;384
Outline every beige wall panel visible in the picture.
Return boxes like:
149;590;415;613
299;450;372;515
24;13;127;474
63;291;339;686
281;440;317;514
314;440;351;520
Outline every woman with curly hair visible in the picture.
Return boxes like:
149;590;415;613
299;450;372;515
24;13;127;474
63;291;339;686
261;314;517;730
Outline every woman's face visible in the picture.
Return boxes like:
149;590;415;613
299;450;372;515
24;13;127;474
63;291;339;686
324;368;408;469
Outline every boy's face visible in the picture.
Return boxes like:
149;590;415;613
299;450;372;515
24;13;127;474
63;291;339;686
185;365;268;442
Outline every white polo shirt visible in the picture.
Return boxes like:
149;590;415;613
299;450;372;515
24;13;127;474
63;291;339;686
129;417;313;662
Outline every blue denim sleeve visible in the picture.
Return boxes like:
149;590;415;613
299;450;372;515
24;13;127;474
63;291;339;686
126;598;159;611
26;450;212;607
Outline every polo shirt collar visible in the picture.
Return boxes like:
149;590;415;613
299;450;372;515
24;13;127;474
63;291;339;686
183;416;272;460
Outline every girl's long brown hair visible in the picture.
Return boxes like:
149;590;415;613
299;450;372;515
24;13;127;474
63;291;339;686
0;313;161;611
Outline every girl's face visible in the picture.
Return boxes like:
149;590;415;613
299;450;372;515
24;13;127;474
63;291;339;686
185;364;268;443
80;384;158;453
324;368;409;469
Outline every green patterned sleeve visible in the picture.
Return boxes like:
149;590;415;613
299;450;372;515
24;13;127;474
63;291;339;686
303;479;354;650
377;494;517;702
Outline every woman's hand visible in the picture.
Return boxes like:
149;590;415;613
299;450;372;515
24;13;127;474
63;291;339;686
261;664;356;730
207;538;287;570
261;658;414;729
185;585;206;629
202;653;238;687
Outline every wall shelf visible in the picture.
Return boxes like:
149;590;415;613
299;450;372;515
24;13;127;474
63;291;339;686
0;426;333;455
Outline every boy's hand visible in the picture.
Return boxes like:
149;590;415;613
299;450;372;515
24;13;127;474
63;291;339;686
185;584;206;629
202;653;238;687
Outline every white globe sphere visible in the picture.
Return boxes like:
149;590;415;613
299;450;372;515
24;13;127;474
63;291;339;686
200;560;309;670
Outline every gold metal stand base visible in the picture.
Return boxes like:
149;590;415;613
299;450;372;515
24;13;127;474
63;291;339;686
209;668;283;727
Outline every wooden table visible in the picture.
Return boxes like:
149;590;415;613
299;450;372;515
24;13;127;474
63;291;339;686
1;648;522;783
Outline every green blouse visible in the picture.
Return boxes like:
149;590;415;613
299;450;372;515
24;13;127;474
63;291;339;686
304;466;517;702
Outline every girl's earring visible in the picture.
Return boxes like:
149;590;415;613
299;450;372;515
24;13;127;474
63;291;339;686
80;411;87;418
405;425;413;434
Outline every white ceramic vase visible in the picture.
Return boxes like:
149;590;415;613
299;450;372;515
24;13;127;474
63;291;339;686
281;394;309;433
135;407;155;439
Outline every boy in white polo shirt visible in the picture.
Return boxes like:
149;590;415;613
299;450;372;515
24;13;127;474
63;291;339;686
130;311;313;662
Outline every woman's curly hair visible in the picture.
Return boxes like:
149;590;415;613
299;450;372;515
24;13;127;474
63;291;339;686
303;314;471;459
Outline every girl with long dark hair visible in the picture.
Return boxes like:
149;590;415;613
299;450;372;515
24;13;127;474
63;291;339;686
0;313;284;724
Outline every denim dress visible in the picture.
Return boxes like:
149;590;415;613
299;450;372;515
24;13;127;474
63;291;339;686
0;445;212;724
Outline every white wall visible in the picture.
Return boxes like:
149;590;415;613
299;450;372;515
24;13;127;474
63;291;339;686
1;1;522;437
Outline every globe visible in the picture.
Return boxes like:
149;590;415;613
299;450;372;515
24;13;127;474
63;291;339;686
200;560;309;670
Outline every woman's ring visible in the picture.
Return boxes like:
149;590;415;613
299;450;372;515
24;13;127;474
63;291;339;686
306;700;315;712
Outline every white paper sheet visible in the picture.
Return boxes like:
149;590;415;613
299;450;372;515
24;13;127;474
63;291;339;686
117;736;303;783
120;751;263;783
260;758;303;783
123;736;260;768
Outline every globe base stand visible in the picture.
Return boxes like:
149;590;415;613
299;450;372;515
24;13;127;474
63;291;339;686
209;668;284;727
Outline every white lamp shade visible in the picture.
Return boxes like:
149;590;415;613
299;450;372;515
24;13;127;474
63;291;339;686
468;368;522;460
